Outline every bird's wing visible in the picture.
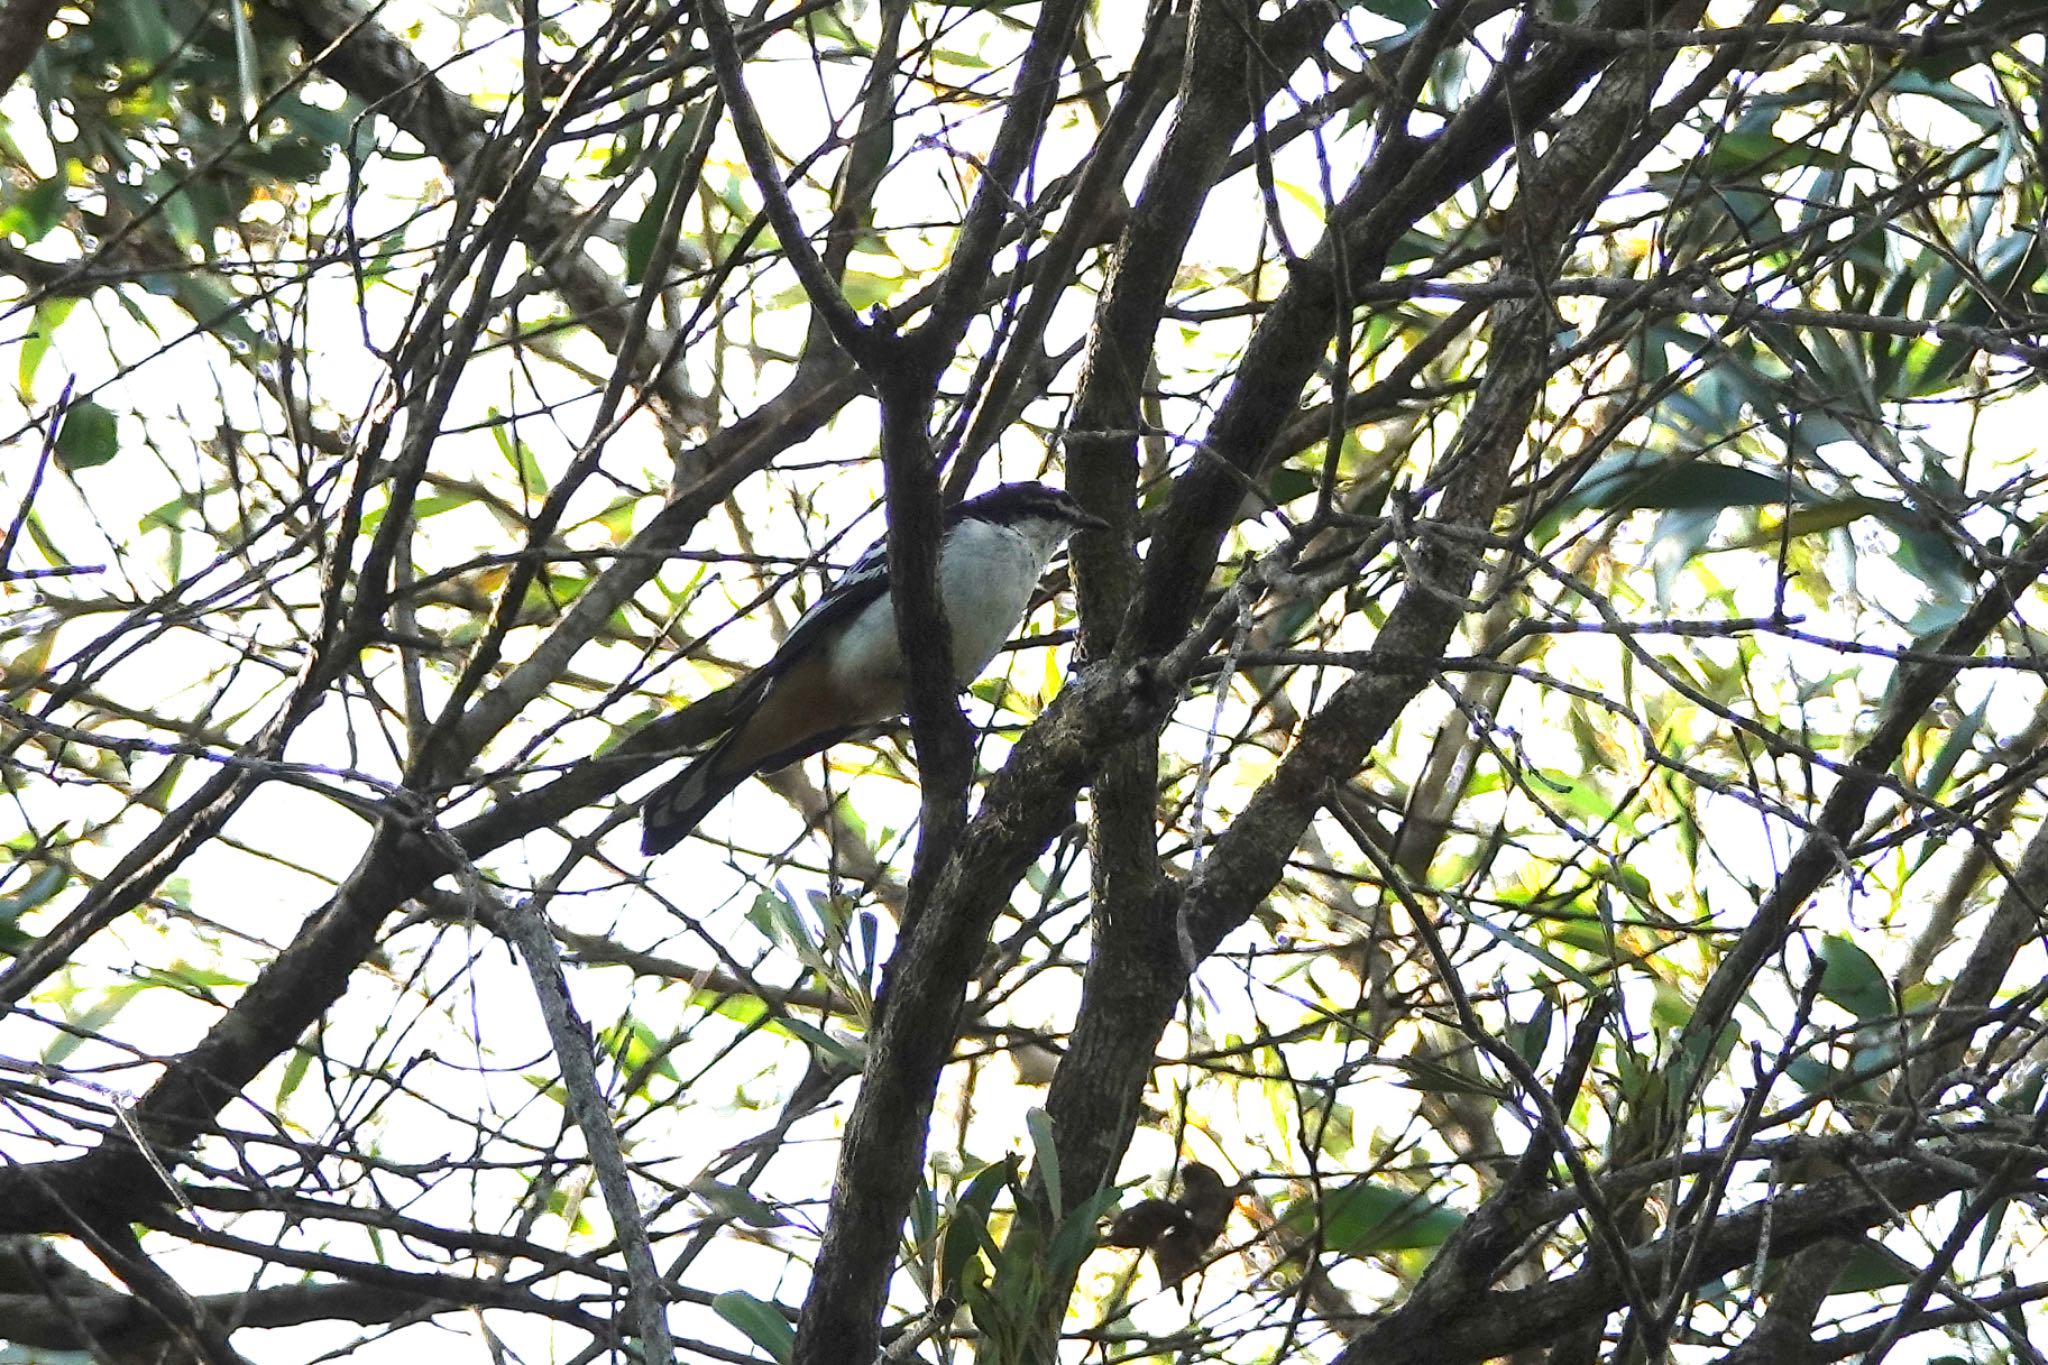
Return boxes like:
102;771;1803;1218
771;499;984;669
758;533;892;681
641;538;891;855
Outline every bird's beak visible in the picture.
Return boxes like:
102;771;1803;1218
1072;509;1111;533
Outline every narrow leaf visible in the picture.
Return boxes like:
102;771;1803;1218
712;1290;794;1363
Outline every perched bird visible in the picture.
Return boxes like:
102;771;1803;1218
641;482;1107;855
1102;1162;1252;1299
1153;1163;1237;1289
1102;1197;1186;1250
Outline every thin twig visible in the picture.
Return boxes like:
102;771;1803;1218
1;378;70;580
498;890;678;1364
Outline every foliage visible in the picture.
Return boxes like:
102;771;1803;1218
2;0;2047;1362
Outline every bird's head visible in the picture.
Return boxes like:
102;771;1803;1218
958;481;1110;544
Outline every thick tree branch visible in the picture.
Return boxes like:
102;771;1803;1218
877;380;968;923
0;0;60;95
1335;1149;2022;1365
787;582;1263;1362
946;6;1188;492
1032;12;1703;1352
1125;0;1697;664
0;1280;452;1355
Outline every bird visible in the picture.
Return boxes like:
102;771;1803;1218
1153;1162;1237;1289
1101;1163;1253;1299
640;481;1107;855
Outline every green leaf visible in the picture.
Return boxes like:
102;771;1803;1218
0;862;66;922
1282;1179;1462;1253
711;1290;794;1363
854;910;879;986
108;0;178;63
276;1045;313;1106
18;296;76;392
489;412;549;496
1025;1107;1061;1216
0;176;66;244
1904;229;2045;395
1880;512;1975;634
624;119;696;285
687;988;767;1025
544;1181;593;1235
747;888;830;975
1817;936;1891;1023
1564;451;1796;516
908;1177;939;1290
1917;699;1986;801
1393;1053;1512;1100
1267;466;1319;504
763;1015;863;1070
139;961;245;992
589;494;640;542
1509;992;1554;1071
838;269;901;311
225;0;259;126
689;1177;789;1228
165;272;267;356
1047;1184;1125;1281
1825;1241;1917;1294
1649;506;1722;607
1649;978;1694;1033
1881;70;2003;130
271;94;357;150
45;983;146;1065
1443;896;1601;992
54;401;119;470
1364;0;1434;25
599;1018;679;1088
1702;127;1795;176
940;1157;1014;1296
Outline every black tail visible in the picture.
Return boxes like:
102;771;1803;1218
639;723;875;856
640;737;747;855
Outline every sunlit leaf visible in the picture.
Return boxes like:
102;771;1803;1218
0;177;66;244
1563;452;1799;516
1281;1180;1462;1254
941;1157;1014;1296
1025;1107;1061;1216
0;863;66;922
1817;937;1891;1023
712;1291;794;1363
689;1177;789;1228
54;401;119;470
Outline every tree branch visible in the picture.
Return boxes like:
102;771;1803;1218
0;0;62;95
695;0;874;364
